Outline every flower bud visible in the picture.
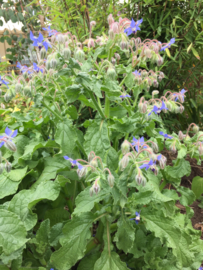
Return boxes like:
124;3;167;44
90;21;96;27
178;131;185;141
24;86;31;96
198;143;203;156
179;105;184;114
1;103;5;109
107;14;114;25
120;41;127;50
0;163;4;174
111;57;116;65
114;53;120;61
150;153;158;161
109;29;115;40
51;59;58;69
51;35;56;43
90;159;98;172
112;22;119;33
15;83;22;93
40;47;47;59
119;155;129;171
159;155;167;169
23;72;28;79
57;34;65;44
75;49;85;62
5;162;12;173
63;47;71;60
185;135;190;141
135;169;145;186
193;125;199;134
5;140;17;152
145;48;152;58
108;174;114;187
169;142;176;154
4;93;11;102
152;143;159;153
153;80;158;87
88;38;95;48
93;178;100;194
166;101;173;111
88;152;95;162
46;60;51;70
64;35;69;42
157;56;163;66
121;140;130;155
107;67;116;80
90;187;94;197
77;167;87;179
152;90;159;96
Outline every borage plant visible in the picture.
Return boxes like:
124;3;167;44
0;14;203;270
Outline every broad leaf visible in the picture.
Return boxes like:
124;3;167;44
192;176;203;198
94;251;128;270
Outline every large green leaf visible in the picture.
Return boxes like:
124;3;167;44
51;213;95;270
8;181;61;230
0;167;28;199
114;215;135;253
33;156;70;186
177;186;195;206
142;208;194;268
165;159;191;183
192;176;203;198
94;251;128;270
84;121;110;159
74;187;111;215
77;253;100;270
55;120;76;155
0;209;27;255
104;147;119;171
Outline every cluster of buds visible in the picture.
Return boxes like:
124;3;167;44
138;88;186;117
64;151;115;196
120;136;167;186
0;127;17;152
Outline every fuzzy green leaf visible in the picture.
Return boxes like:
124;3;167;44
192;176;203;198
94;251;128;270
84;121;110;159
51;213;95;270
8;181;60;230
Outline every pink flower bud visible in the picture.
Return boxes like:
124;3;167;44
90;21;96;27
51;35;56;43
77;167;87;179
88;152;95;162
159;155;167;169
153;80;158;87
178;131;185;140
107;14;114;25
111;22;119;33
111;57;116;65
198;143;203;156
115;53;120;61
169;142;176;154
157;56;163;66
120;41;127;50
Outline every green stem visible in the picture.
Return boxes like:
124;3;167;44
66;198;74;214
104;97;110;118
106;219;111;256
76;140;87;158
159;179;167;191
87;90;105;119
42;101;63;121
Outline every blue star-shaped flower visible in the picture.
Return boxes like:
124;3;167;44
198;267;203;270
0;127;18;148
173;88;187;102
0;76;9;88
132;136;147;152
130;211;140;224
124;18;143;36
16;62;32;74
120;94;131;98
133;70;141;76
33;63;43;73
139;159;154;170
148;101;168;116
159;131;173;139
30;31;52;51
42;26;58;37
64;156;83;170
160;38;175;51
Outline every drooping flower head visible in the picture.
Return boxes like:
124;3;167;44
124;18;143;36
16;62;32;74
33;63;43;73
42;26;58;37
148;101;168;116
159;131;173;139
30;31;52;51
133;70;141;77
173;89;187;103
0;76;9;88
64;156;83;170
132;136;147;152
160;38;175;51
0;127;18;151
130;211;140;224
